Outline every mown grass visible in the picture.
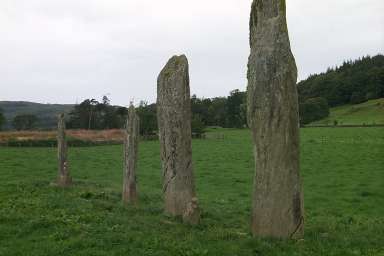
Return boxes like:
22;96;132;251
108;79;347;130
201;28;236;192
0;128;383;256
311;98;384;126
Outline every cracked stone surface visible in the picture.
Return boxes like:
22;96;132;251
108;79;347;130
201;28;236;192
247;0;304;238
157;55;199;223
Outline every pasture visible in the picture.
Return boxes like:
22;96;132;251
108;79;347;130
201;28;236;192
0;128;383;256
311;98;384;126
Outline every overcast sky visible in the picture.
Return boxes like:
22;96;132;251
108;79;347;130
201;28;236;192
1;0;383;106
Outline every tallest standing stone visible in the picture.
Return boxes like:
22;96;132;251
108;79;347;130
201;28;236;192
247;0;304;238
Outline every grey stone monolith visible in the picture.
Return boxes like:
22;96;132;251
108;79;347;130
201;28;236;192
122;104;140;204
157;55;200;224
57;113;72;187
247;0;304;238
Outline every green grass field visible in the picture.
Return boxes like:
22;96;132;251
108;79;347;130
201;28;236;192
0;128;383;256
311;98;384;126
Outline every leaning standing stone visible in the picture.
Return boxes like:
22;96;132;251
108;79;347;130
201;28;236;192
122;104;140;204
56;113;72;187
157;55;200;224
247;0;304;238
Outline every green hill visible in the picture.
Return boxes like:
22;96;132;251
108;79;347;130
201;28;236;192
0;101;74;130
310;98;384;126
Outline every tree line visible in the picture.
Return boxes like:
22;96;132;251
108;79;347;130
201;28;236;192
299;55;384;104
65;54;384;130
65;90;247;135
0;90;247;133
0;54;382;131
0;109;40;131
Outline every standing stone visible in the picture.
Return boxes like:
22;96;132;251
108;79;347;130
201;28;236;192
122;104;140;204
57;113;72;187
157;55;200;224
247;0;304;238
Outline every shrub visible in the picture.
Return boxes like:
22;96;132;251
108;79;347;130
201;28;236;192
299;97;330;125
191;114;205;137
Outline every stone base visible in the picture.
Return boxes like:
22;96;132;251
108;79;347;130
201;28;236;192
51;175;72;187
182;197;200;225
122;185;138;204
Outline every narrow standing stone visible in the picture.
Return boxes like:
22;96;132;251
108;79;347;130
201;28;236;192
57;113;72;187
157;55;200;224
122;104;140;204
247;0;304;238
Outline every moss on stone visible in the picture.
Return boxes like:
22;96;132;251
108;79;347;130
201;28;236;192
279;0;286;13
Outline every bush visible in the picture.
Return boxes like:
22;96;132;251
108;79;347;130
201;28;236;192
299;97;330;125
191;114;205;137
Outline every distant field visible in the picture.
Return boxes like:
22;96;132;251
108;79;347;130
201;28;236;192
0;129;124;144
0;128;383;255
311;98;384;126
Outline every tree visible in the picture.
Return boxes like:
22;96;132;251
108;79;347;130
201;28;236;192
12;114;39;131
136;101;157;135
226;90;247;128
88;99;98;130
191;114;205;136
115;106;128;128
102;95;110;105
67;96;127;130
0;108;5;131
299;97;330;125
67;99;98;129
350;91;366;104
208;97;227;127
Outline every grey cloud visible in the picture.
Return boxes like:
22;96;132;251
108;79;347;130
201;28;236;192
0;0;383;105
